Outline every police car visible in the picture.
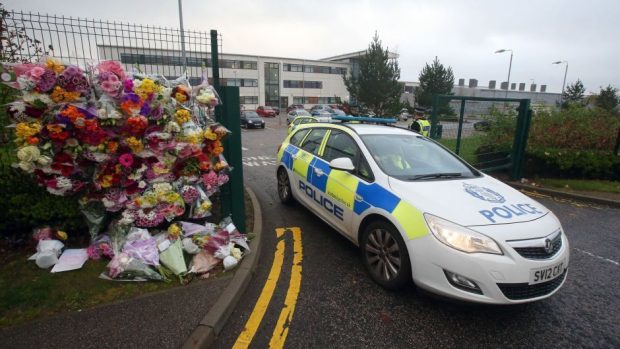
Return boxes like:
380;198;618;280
276;117;569;304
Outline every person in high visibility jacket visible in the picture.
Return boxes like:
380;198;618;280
410;108;431;137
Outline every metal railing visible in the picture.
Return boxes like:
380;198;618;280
1;10;223;81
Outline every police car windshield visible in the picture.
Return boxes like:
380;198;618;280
361;134;478;180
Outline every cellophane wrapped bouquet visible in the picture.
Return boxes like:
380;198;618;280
4;57;248;281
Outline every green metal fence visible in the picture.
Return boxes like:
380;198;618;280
430;95;532;180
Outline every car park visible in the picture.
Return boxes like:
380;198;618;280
240;111;265;129
256;106;277;117
276;117;569;304
287;109;312;124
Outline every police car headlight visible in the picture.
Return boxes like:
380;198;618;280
424;213;503;255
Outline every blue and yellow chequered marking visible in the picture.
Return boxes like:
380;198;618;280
308;157;332;193
326;174;427;240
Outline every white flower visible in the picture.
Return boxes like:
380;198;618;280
138;181;147;189
231;247;243;261
36;155;52;166
17;146;40;162
153;182;172;194
119;210;135;225
164;121;181;133
18;161;36;172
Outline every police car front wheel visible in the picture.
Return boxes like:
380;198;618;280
361;221;411;290
277;168;294;204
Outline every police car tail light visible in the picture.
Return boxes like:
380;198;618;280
424;213;503;255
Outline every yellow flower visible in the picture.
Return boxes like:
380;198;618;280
100;174;114;188
50;86;80;103
200;201;212;211
167;223;182;239
203;128;217;141
46;58;65;73
126;137;144;153
175;92;188;103
15;122;42;139
174;109;191;125
56;230;68;240
135;78;162;100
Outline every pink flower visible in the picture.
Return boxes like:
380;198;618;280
119;153;134;168
25;66;46;81
97;60;126;80
202;171;218;189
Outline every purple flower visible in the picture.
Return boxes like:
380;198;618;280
36;69;56;92
139;103;151;117
124;79;134;92
58;65;89;92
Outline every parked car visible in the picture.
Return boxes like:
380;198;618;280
310;104;333;113
276;120;569;303
272;106;281;115
399;108;411;121
287;109;312;124
256;106;277;117
310;109;333;122
474;120;491;131
286;104;304;113
287;115;319;134
331;108;346;117
240;111;265;129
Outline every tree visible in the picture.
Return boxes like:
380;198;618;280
595;85;619;112
415;57;454;109
562;79;586;107
343;33;401;115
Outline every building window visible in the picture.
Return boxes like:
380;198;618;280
240;96;258;104
283;80;322;89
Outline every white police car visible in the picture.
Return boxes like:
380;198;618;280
276;117;569;304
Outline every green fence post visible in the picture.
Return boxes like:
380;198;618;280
217;87;246;232
455;99;465;154
210;30;245;231
510;99;531;180
430;95;439;139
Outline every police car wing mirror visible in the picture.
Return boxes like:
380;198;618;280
329;157;355;172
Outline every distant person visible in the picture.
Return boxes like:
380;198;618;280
410;107;430;137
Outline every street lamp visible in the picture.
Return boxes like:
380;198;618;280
552;60;568;106
495;49;513;99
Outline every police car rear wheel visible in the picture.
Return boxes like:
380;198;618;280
277;168;293;204
361;221;411;290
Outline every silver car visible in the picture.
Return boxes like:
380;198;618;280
287;109;312;124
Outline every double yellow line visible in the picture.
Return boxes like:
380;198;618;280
233;227;303;349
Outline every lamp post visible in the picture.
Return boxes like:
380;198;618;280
552;60;568;106
495;49;513;99
177;0;187;72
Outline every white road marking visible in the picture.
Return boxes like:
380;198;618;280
242;147;248;151
242;156;277;167
574;248;619;266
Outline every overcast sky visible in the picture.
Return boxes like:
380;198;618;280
5;0;619;94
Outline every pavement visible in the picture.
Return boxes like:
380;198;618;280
1;180;617;349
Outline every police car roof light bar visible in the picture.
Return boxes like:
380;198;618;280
332;115;397;124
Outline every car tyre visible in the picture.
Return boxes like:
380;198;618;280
261;124;265;129
361;220;411;290
277;167;294;204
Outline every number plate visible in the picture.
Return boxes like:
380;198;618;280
529;260;565;285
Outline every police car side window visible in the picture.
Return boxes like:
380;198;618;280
300;128;327;155
323;131;374;182
290;129;310;147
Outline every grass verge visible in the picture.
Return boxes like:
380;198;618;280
533;178;620;194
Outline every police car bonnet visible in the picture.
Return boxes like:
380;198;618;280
387;176;549;227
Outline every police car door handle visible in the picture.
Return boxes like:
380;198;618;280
355;194;363;202
314;168;325;177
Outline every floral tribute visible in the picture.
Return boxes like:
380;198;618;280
4;57;248;281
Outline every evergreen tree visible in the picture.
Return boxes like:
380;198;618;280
343;33;401;115
415;57;454;109
595;85;619;112
562;79;586;107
